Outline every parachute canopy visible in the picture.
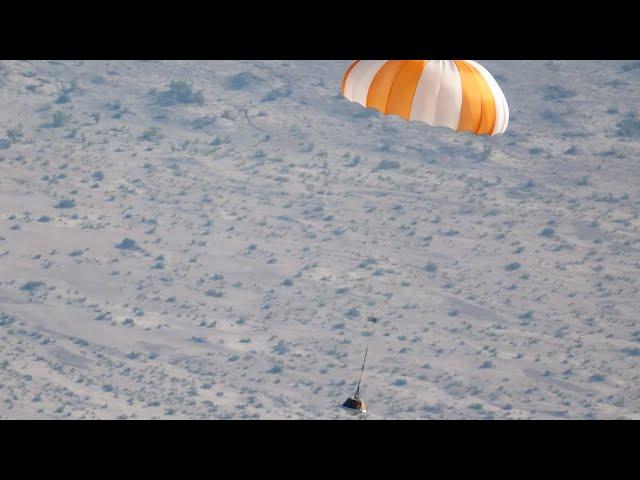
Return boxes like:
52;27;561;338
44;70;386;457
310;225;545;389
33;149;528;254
341;60;509;136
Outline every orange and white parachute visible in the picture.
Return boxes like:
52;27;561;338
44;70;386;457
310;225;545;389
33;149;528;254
341;60;509;136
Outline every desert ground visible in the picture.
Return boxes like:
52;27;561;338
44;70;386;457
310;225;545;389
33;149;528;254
0;60;639;419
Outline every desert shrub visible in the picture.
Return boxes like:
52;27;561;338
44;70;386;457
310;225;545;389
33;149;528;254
106;100;121;111
54;198;76;209
358;258;378;269
115;238;138;250
374;159;400;171
542;85;577;101
21;281;45;291
206;288;224;298
52;110;70;128
55;93;71;104
267;363;283;374
7;124;23;143
192;116;216;129
615;113;640;138
224;72;264;91
345;307;360;318
262;87;291;102
156;80;204;106
575;176;589;186
539;227;555;238
620;61;640;73
424;261;438;273
139;127;163;142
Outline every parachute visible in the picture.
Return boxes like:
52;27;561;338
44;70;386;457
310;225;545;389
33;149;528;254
341;60;509;136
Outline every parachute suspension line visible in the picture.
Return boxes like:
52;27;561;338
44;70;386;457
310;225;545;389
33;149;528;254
354;347;368;400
